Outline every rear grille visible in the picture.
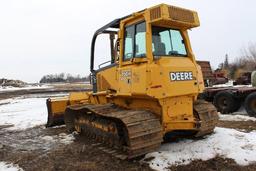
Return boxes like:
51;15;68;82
168;6;195;23
150;7;161;20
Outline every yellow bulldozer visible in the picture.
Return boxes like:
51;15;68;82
46;4;218;159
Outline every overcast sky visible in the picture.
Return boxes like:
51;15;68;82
0;0;256;83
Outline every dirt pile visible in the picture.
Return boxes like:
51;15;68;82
0;78;27;87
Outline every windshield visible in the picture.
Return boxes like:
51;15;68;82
152;26;187;57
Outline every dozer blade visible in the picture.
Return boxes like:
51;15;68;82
46;97;68;127
46;92;90;127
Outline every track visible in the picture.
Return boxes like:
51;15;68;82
64;103;163;159
64;100;218;159
194;100;219;137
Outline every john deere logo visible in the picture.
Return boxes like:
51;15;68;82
170;72;193;81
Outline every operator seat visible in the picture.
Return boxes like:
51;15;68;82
152;35;166;56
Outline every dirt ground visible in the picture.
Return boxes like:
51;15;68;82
218;120;256;132
169;157;256;171
1;121;256;171
0;126;151;171
1;88;256;171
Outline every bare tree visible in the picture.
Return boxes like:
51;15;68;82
216;43;256;79
242;43;256;70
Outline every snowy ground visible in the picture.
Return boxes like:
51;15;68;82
0;162;23;171
212;80;234;87
0;93;75;171
0;84;51;92
143;111;256;170
0;94;76;150
143;107;256;170
212;80;252;88
0;97;48;130
144;127;256;171
1;94;256;170
0;93;67;130
219;113;256;122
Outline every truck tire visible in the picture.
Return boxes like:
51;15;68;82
251;71;256;87
213;91;241;114
245;92;256;117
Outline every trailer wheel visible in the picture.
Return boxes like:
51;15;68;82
245;92;256;117
213;91;241;114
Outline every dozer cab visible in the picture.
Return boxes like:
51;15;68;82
46;4;219;159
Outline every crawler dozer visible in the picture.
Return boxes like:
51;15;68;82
46;4;219;159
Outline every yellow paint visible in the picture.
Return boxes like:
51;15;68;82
48;92;90;116
47;4;205;134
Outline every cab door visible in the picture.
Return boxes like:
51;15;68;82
118;21;148;95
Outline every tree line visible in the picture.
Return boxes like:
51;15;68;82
217;43;256;79
39;73;90;83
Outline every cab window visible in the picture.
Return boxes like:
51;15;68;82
124;26;134;60
135;22;146;57
123;22;146;60
152;26;187;57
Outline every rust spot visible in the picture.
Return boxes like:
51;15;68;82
150;85;162;89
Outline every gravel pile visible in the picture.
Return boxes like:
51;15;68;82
0;78;27;87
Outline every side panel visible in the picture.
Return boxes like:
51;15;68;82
160;96;196;132
117;63;148;95
96;65;118;92
147;57;202;99
131;64;147;95
117;67;132;94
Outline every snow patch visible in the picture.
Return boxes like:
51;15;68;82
49;125;66;129
212;80;252;88
59;133;75;144
0;94;67;130
0;162;23;171
0;99;13;105
40;133;75;145
144;127;256;171
219;113;256;122
0;98;47;130
37;133;75;150
212;80;234;87
0;84;51;92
